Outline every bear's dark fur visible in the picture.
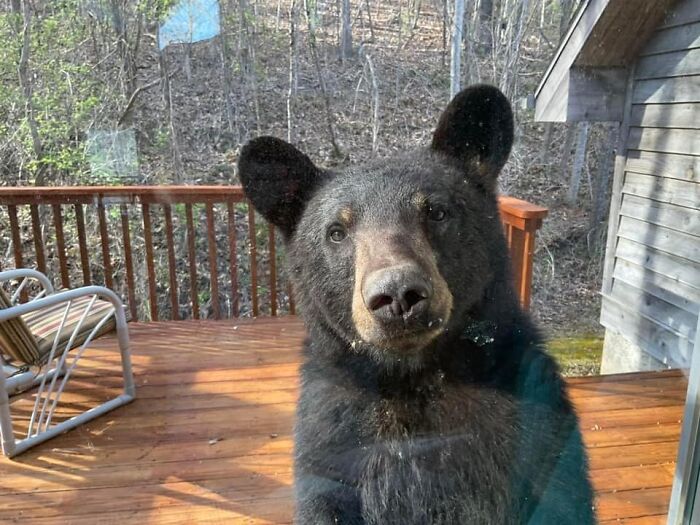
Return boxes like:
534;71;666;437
239;85;595;525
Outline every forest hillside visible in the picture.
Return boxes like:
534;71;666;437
0;0;615;370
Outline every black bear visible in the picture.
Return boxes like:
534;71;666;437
239;85;595;525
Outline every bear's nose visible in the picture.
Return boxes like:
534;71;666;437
363;265;432;322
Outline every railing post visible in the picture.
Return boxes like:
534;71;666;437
497;196;548;310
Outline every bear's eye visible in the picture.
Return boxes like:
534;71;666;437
427;205;447;222
328;225;347;243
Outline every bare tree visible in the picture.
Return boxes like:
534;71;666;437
109;1;169;129
358;46;380;154
401;0;422;49
567;121;590;205
108;0;137;96
237;0;262;134
478;0;493;54
340;0;353;60
559;0;575;38
590;123;619;230
17;0;44;184
558;124;575;182
538;121;553;165
450;0;466;98
304;0;342;157
364;0;376;42
499;0;529;98
219;15;238;138
156;25;184;182
410;0;422;30
287;0;299;142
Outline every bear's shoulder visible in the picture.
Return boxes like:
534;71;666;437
466;326;572;414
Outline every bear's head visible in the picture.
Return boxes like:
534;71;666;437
239;85;516;365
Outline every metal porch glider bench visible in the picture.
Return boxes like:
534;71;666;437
0;269;135;458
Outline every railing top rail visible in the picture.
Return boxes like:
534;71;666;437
0;186;548;222
0;186;246;205
497;196;549;220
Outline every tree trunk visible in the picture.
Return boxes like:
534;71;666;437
410;0;422;30
364;0;376;42
559;0;574;39
18;0;44;184
108;0;139;98
364;51;380;154
478;0;493;54
499;0;529;99
237;0;261;134
157;26;184;182
450;0;466;98
219;6;237;137
340;0;353;60
304;0;342;157
441;0;447;66
539;122;553;165
558;124;575;183
590;123;619;230
567;121;590;205
287;0;299;142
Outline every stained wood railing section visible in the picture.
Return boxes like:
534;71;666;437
0;187;547;320
498;196;549;309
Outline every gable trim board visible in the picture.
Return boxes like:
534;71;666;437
534;0;679;122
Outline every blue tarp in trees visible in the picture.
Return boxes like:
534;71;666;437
159;0;221;50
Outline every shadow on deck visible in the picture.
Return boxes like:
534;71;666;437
0;318;686;524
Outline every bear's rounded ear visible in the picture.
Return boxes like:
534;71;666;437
431;85;513;190
238;136;322;237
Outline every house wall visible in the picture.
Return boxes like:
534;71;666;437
600;0;700;373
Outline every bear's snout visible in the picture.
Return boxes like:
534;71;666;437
363;264;432;322
350;228;453;351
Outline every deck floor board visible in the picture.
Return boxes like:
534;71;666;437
0;318;687;524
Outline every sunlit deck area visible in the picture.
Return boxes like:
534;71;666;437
0;318;686;524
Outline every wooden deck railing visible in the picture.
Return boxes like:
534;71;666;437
498;196;549;309
0;186;547;321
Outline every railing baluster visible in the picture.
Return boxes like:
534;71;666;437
521;229;536;311
8;205;22;270
120;204;137;321
185;204;200;320
74;203;91;286
268;226;277;316
142;203;158;322
29;205;46;275
97;200;113;290
52;204;70;289
508;225;526;309
7;204;27;303
227;201;239;317
163;204;179;321
205;203;220;320
247;203;259;317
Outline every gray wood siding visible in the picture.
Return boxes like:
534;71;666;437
602;1;700;368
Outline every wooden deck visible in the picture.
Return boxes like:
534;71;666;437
0;318;686;524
